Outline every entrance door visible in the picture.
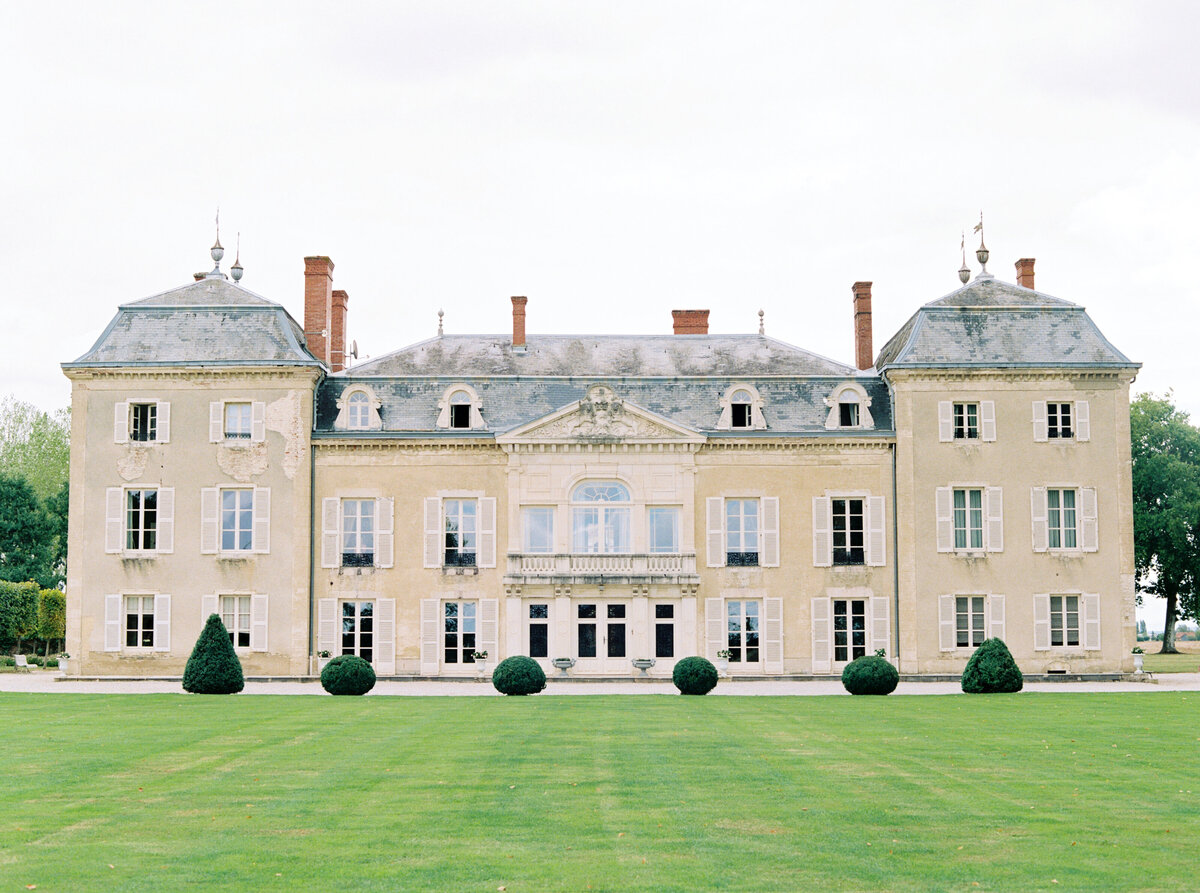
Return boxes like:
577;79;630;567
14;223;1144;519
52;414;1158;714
832;598;867;666
341;600;374;664
575;601;628;673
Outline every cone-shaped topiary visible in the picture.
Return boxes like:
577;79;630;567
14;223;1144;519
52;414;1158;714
492;655;547;695
672;656;719;695
841;655;899;695
320;654;376;695
961;638;1024;693
183;613;245;694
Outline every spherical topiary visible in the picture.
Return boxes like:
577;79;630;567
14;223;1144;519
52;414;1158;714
320;654;377;695
841;655;899;695
183;613;245;694
492;655;547;696
672;656;719;695
961;638;1024;693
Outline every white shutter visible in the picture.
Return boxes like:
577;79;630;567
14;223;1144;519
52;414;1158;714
1032;401;1048;442
156;487;174;553
760;497;780;567
1033;594;1051;650
480;598;499;659
938;401;953;441
105;487;124;553
375;598;395;673
938;595;956;651
1031;488;1049;552
1082;593;1101;650
156;401;171;442
988;594;1006;641
376;497;394;568
763;597;783;673
322;498;340;568
1074;401;1090;441
980;401;996;442
201;594;218;621
478;497;497;568
984;487;1003;553
935;487;954;553
420;598;440;674
706;497;725;567
253;488;271;553
705;597;724;660
114;402;129;443
317;598;337;655
153;594;171;652
200;488;219;554
812;496;831;567
423;497;442;568
209;402;224;442
251;401;266;442
870;595;889;657
866;496;885;566
250;594;269;652
1080;488;1098;552
104;594;122;651
811;597;831;673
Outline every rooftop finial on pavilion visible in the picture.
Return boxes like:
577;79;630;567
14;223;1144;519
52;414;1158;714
973;211;992;279
206;208;226;279
230;232;243;282
758;309;765;335
958;229;970;284
438;309;444;337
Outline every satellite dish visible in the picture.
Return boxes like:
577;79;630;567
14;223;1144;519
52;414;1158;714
350;340;358;360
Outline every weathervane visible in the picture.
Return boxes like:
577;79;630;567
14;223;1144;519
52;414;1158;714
973;211;991;279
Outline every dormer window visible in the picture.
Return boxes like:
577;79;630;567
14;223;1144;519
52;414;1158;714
717;384;766;430
348;391;370;429
436;385;485;430
334;386;383;431
450;391;472;429
839;396;860;427
731;390;753;428
824;383;874;431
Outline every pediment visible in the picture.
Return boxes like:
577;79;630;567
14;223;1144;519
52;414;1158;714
496;384;706;445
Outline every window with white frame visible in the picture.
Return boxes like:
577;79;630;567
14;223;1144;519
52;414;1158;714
443;600;477;664
824;383;875;430
210;401;264;443
647;507;680;553
125;595;156;648
1049;594;1080;647
938;593;1004;651
1047;488;1076;549
436;385;485;430
129;402;157;442
725;499;760;566
347;391;370;429
1034;592;1098;650
423;496;496;569
528;603;549;658
106;486;174;554
726;599;760;663
444;498;478;566
199;486;269;554
954;403;978;439
221;595;251;649
449;391;472;429
522;507;554;553
731;389;753;428
571;482;631;554
707;496;780;568
114;400;170;444
832;598;867;663
334;387;382;431
832;498;865;565
125;489;158;551
813;496;885;567
221;489;254;552
956;595;986;648
936;487;1003;554
1047;403;1072;439
938;400;995;442
342;499;376;567
225;402;252;439
341;600;374;662
1033;400;1090;442
953;489;983;550
655;603;675;658
1031;486;1096;553
321;496;392;569
839;399;859;427
717;383;766;430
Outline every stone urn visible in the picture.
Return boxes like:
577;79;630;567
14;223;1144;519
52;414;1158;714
1133;652;1144;673
631;658;656;676
551;657;576;676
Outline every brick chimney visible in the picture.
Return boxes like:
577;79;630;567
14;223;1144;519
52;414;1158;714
671;309;710;335
852;281;873;370
1015;257;1036;290
511;296;528;348
330;289;349;372
304;256;334;366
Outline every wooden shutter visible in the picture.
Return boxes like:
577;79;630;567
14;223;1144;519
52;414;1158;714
251;401;266;442
866;496;886;566
376;497;394;568
478;497;497;568
251;594;269;652
706;497;725;567
980;400;996;442
935;487;954;552
200;488;219;554
705;597;724;660
988;594;1005;641
104;594;122;651
763;598;783;673
420;598;440;675
1033;594;1051;650
423;497;442;568
480;598;499;659
253;487;270;553
153;594;171;652
114;402;129;443
760;497;780;567
156;401;171;442
375;598;395;673
870;595;889;657
105;487;124;553
317;598;337;655
1032;401;1048;442
321;498;340;568
1082;592;1101;650
1074;401;1090;441
984;487;1003;553
938;595;955;651
810;597;831;673
1080;488;1098;552
201;594;218;621
1030;488;1048;552
209;402;223;442
938;401;953;441
156;487;174;553
812;496;831;567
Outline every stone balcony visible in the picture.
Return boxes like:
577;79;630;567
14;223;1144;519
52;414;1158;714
504;552;700;586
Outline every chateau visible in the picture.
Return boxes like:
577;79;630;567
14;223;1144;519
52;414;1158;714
62;241;1139;678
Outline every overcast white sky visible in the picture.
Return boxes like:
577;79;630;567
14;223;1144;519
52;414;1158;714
3;1;1195;627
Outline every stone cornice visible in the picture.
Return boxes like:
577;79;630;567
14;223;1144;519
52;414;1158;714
883;368;1133;385
63;367;323;384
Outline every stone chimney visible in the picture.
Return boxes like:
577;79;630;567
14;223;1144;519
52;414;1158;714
303;256;334;366
511;296;528;348
671;309;710;335
852;281;873;370
330;289;349;372
1015;258;1036;290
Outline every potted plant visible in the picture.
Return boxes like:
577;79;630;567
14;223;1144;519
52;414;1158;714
58;652;71;674
716;649;731;674
551;656;576;676
317;650;332;672
631;657;656;675
472;650;489;674
1132;646;1144;673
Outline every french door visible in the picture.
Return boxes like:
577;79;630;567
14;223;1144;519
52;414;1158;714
575;601;628;673
832;598;867;666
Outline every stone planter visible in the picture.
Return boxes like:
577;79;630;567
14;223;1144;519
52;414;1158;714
1133;653;1144;673
717;658;729;675
631;658;656;676
58;658;69;675
475;661;489;676
551;657;576;676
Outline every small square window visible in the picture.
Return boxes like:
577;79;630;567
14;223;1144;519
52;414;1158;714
225;403;252;439
129;403;157;442
1047;403;1073;439
953;403;979;439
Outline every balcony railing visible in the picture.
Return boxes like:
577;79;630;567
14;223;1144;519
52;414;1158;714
505;552;698;583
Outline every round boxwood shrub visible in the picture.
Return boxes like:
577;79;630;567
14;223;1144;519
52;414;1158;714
961;638;1024;693
183;613;245;694
492;655;547;696
672;656;719;695
321;654;377;695
841;655;899;695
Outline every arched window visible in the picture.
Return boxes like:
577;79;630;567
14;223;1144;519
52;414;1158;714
449;391;472;429
838;391;860;427
823;382;874;430
571;482;631;553
348;391;370;429
717;383;766;430
436;384;485;430
334;386;381;430
730;389;753;428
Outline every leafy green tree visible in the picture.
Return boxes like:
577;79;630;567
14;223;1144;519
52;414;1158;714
45;479;69;580
37;588;65;657
183;614;245;694
0;474;58;589
0;395;69;503
1131;393;1200;653
0;580;40;653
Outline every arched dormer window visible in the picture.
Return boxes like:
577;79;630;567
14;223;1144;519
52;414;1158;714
824;382;874;430
436;384;485;430
571;481;631;553
334;385;382;431
717;383;767;430
348;392;369;429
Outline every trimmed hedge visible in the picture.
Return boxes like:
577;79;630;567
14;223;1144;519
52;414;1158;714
841;655;899;695
961;638;1024;693
183;614;245;694
321;655;377;695
492;656;547;696
672;656;718;695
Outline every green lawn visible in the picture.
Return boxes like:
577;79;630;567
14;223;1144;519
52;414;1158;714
1141;646;1200;674
2;693;1194;892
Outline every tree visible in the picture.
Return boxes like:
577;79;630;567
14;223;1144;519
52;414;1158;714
0;395;70;504
37;588;65;657
0;474;58;589
0;580;40;653
183;614;245;694
1130;393;1200;653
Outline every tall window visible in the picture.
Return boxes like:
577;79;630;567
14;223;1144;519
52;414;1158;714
444;601;476;664
953;489;984;550
221;489;254;552
129;403;157;442
725;499;759;566
341;600;374;662
449;391;472;429
1049;595;1080;646
831;498;864;565
839;400;859;427
528;604;549;658
224;402;253;439
647;507;680;553
125;595;155;648
125;489;158;551
444;499;477;566
953;403;979;440
726;600;760;663
1047;489;1078;550
731;389;753;428
655;604;675;658
571;482;631;554
523;507;554;553
833;598;866;663
1047;403;1073;439
342;499;376;567
956;596;985;648
221;595;251;648
347;392;370;429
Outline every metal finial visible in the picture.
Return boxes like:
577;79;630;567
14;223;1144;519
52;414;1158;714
230;233;243;282
757;309;765;335
974;211;991;278
437;309;444;337
958;229;970;284
206;208;226;278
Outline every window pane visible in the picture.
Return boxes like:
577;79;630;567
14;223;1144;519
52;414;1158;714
648;508;679;553
530;624;548;658
523;507;554;553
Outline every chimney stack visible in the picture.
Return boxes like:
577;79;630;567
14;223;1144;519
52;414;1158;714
330;289;349;372
671;309;710;335
1015;258;1036;290
303;256;334;366
511;296;528;348
852;281;873;370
